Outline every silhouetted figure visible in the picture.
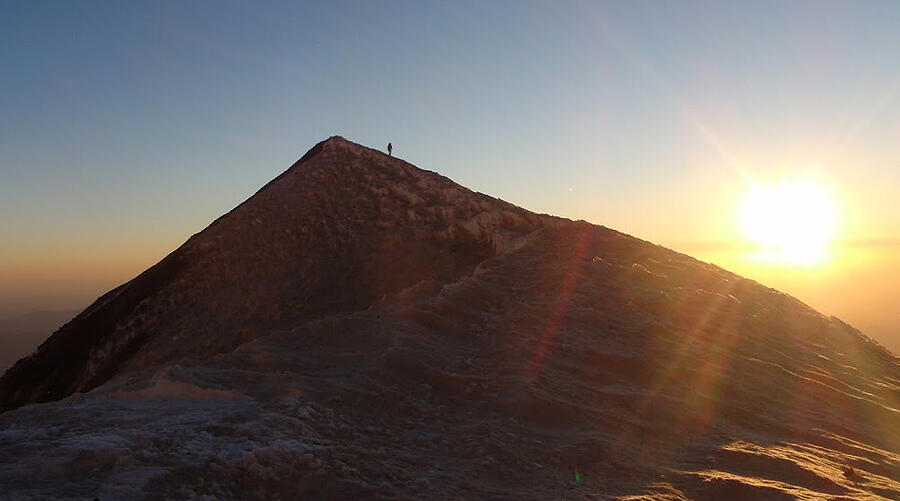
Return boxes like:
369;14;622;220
387;142;393;156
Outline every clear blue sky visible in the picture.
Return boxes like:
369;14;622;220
2;1;900;349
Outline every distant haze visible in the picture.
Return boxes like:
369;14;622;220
0;310;77;371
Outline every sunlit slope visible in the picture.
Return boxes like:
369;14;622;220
0;138;896;500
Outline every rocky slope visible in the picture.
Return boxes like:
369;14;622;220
0;137;897;500
0;137;554;411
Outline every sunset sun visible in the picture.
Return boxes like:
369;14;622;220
738;179;838;266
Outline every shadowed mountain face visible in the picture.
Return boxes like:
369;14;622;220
0;138;897;500
0;137;553;410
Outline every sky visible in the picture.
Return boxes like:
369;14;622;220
1;1;899;351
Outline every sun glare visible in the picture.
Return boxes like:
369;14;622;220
738;179;837;266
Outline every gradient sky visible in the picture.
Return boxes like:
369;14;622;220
2;1;899;350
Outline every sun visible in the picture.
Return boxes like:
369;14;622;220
738;179;837;266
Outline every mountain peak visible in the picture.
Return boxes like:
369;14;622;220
0;138;555;410
317;135;383;156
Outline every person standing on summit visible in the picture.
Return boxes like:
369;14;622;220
387;142;392;156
